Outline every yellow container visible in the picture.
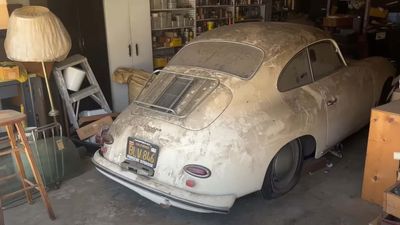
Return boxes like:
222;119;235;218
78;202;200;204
0;65;20;82
153;57;168;68
169;37;182;47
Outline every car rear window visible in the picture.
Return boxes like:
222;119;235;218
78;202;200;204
168;42;264;79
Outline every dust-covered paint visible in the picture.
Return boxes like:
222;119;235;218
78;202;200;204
93;22;395;213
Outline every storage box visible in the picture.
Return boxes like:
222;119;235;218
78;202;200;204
153;57;168;68
370;7;389;19
22;62;54;78
0;3;9;30
169;37;182;47
384;182;400;218
323;15;353;28
0;65;19;81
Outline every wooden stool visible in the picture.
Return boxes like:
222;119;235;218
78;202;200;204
0;110;55;223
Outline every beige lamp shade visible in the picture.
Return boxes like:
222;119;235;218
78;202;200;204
4;6;71;62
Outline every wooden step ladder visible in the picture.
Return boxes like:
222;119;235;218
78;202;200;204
53;54;111;130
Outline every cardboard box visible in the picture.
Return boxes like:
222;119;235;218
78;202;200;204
384;182;400;218
76;116;113;140
323;15;353;28
22;62;54;78
0;65;19;81
0;3;9;30
370;7;389;19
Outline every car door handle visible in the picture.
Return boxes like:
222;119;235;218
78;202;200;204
327;97;338;106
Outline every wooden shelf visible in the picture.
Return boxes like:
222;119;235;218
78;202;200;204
151;8;194;12
196;5;233;8
236;4;264;7
197;17;231;22
235;18;263;22
152;26;194;31
153;46;183;50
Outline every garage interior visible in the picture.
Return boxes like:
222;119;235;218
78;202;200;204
1;0;400;224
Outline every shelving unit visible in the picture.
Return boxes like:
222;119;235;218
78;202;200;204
149;0;266;69
150;0;196;69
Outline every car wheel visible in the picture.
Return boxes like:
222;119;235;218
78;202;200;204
379;77;394;105
261;139;303;199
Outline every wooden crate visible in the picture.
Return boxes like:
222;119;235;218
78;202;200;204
384;182;400;218
362;100;400;206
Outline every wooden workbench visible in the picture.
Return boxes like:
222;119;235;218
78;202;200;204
362;100;400;206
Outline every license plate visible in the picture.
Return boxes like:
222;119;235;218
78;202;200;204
126;138;159;168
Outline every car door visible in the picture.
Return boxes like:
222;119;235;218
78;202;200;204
309;41;374;148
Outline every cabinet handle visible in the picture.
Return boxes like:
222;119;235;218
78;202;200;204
128;44;132;57
135;44;139;56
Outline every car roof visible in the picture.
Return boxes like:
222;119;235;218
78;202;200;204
193;22;330;65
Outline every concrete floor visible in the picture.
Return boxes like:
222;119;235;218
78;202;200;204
5;128;381;225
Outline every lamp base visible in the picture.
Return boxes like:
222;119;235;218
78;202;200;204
48;109;59;117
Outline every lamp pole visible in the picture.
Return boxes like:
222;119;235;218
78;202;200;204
41;61;59;117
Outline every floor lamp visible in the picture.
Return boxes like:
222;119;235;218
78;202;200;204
4;6;71;117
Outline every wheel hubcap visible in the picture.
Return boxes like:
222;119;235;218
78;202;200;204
272;141;300;190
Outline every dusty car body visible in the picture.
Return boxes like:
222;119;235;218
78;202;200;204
93;22;395;213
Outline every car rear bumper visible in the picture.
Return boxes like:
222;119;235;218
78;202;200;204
92;151;234;213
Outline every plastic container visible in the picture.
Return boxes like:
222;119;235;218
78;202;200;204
175;14;184;27
151;13;161;29
63;66;85;91
150;0;162;9
168;0;177;8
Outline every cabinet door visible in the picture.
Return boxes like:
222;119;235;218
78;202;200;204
128;0;153;72
103;0;133;112
104;0;153;112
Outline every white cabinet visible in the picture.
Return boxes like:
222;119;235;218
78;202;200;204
103;0;153;112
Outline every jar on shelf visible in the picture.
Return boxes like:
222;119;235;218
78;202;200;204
168;0;177;9
151;13;161;29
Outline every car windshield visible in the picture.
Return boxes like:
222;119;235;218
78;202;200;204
169;42;264;79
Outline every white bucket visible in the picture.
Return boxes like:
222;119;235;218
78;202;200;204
63;66;86;91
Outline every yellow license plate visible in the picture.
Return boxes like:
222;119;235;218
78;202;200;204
126;138;159;168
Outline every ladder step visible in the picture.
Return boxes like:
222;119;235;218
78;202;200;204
70;85;100;103
54;54;86;70
1;185;36;201
0;150;11;157
0;174;17;183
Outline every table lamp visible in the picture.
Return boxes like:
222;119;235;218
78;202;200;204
4;6;71;117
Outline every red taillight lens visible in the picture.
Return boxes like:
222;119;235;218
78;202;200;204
183;165;211;178
95;127;114;145
102;133;114;145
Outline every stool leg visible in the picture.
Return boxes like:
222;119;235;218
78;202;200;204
0;199;4;225
15;122;56;220
5;124;33;204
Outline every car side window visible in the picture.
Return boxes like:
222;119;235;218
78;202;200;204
278;50;313;92
308;41;344;80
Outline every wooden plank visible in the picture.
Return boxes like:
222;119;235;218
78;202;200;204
362;104;400;206
76;116;113;140
0;198;4;225
78;112;119;125
384;183;400;218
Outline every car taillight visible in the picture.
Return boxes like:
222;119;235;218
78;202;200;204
95;127;114;145
183;164;211;178
102;133;114;145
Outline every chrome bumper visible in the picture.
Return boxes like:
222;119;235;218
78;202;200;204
92;151;234;213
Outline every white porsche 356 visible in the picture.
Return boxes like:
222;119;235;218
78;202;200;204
93;22;395;213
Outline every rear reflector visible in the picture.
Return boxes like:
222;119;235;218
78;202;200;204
183;164;211;178
186;179;196;187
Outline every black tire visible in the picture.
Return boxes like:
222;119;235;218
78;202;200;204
261;139;303;199
379;77;394;105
